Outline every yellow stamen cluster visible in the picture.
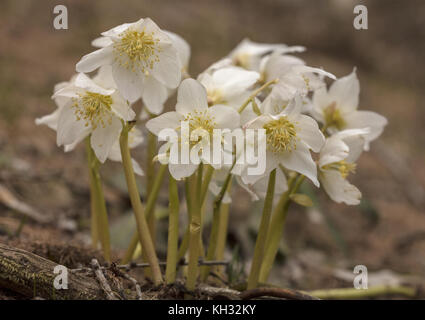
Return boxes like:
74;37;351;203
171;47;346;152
324;102;346;130
263;116;297;153
323;160;357;179
183;110;217;145
113;28;161;74
72;92;113;129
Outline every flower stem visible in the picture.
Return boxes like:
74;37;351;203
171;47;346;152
247;169;277;289
146;130;158;242
186;166;203;291
213;190;230;277
200;166;234;281
165;175;180;284
121;164;167;264
259;174;304;283
86;137;111;262
309;285;416;299
87;143;99;249
238;78;279;113
119;122;162;285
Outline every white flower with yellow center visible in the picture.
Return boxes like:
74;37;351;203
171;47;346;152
311;70;387;149
319;129;369;205
146;78;240;180
198;66;260;108
36;72;143;174
49;73;135;163
76;18;181;112
241;97;325;186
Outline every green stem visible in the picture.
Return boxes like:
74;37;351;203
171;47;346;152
213;193;230;277
146;130;158;243
200;165;214;205
121;164;167;264
258;174;304;283
247;169;277;289
119;122;162;285
165;175;180;284
200;166;234;281
186;166;203;291
86;137;111;262
309;285;416;299
87;141;99;249
238;78;279;113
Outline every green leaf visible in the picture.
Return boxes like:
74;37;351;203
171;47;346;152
290;193;313;207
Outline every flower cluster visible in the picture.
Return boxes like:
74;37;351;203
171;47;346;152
36;17;387;289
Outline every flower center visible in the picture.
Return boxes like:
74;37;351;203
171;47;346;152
323;160;356;179
263;117;297;153
113;29;161;74
207;89;224;106
72;92;113;129
324;102;346;130
183;110;216;145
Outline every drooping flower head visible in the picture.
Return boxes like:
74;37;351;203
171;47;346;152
319;129;369;205
311;70;387;149
146;78;240;180
241;96;325;187
51;73;135;162
76;18;181;114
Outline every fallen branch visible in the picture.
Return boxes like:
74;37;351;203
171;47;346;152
240;287;319;300
91;259;119;300
0;242;105;299
308;285;417;299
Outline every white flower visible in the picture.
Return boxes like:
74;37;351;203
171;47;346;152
318;129;369;205
76;18;181;114
50;73;135;163
146;78;240;180
36;72;143;174
261;52;335;109
311;69;387;149
241;96;325;186
228;38;305;71
198;66;260;108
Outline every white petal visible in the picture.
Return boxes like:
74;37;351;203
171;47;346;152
152;43;181;88
207;105;240;130
168;162;198;180
91;36;113;48
319;136;349;167
294;114;325;152
344;110;387;145
57;102;90;146
279;143;319;187
132;159;144;176
165;31;191;71
212;67;260;99
110;92;135;121
176;79;208;115
90;116;122;163
146;112;184;135
329;69;360;112
112;63;143;103
141;76;169;115
101;22;133;38
76;46;114;73
74;73;114;95
35;109;60;130
321;170;361;205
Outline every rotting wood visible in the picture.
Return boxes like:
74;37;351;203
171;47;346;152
0;242;105;300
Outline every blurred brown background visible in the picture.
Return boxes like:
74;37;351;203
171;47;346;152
1;0;424;291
